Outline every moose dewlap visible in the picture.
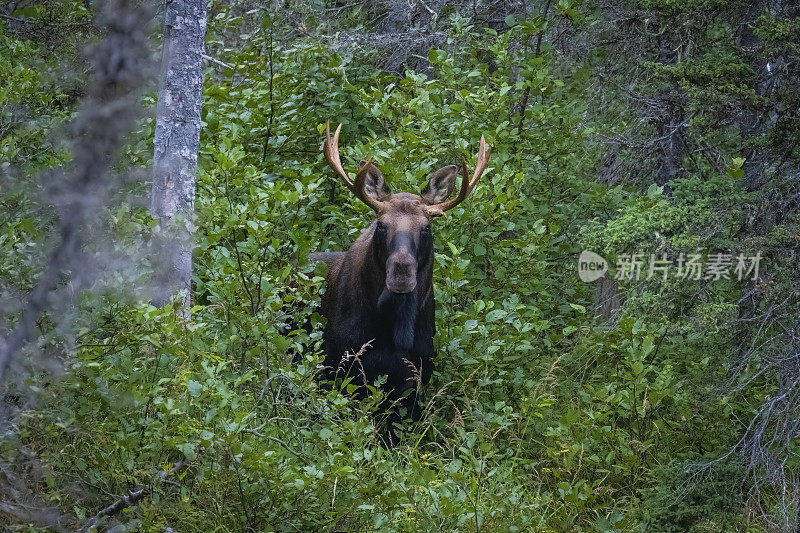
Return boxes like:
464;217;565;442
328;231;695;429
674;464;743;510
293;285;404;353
310;122;491;445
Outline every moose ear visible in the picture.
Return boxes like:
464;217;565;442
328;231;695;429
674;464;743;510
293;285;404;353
358;160;391;200
420;165;458;204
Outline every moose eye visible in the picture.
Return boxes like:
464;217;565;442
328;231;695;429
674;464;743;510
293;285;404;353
376;221;387;233
421;225;431;235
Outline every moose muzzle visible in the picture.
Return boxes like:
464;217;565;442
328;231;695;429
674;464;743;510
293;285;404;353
386;251;417;294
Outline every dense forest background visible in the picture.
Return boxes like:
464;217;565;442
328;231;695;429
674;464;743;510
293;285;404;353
1;0;799;530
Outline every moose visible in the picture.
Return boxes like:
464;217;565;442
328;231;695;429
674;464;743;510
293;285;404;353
310;122;490;443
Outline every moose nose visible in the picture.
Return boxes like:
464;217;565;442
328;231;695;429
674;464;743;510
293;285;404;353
393;258;413;277
386;253;417;293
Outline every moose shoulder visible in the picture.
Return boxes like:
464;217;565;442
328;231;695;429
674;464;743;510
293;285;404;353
310;122;491;444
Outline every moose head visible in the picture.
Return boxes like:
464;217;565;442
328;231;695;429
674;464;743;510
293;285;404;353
322;122;491;296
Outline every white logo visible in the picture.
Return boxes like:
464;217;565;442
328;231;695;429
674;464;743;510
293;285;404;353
577;250;762;282
578;250;608;282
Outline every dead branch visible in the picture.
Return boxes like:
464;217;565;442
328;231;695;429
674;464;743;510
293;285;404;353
0;0;151;381
80;459;188;531
81;488;148;532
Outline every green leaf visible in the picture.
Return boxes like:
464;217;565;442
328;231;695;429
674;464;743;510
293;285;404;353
646;183;663;199
187;380;202;397
568;303;585;314
486;309;507;322
176;443;196;461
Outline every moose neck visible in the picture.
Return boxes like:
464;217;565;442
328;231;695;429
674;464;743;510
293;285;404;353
360;224;433;353
377;288;418;351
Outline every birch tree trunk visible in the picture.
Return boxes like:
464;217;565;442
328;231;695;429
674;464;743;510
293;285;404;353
151;0;207;310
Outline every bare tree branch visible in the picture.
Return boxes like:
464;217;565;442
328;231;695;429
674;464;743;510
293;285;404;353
80;488;148;532
0;0;151;381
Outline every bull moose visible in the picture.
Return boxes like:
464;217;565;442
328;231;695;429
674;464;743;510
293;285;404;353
310;122;490;443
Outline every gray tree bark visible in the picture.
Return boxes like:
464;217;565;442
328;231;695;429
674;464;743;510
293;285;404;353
654;35;685;189
736;0;767;194
151;0;207;310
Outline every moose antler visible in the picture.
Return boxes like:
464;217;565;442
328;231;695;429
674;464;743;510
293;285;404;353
425;135;491;217
322;122;385;212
